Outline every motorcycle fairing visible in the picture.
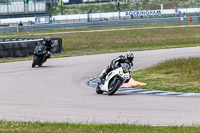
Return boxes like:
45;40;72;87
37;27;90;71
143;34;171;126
100;67;130;92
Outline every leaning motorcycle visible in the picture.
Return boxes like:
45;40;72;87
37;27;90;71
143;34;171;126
32;44;48;68
96;63;131;95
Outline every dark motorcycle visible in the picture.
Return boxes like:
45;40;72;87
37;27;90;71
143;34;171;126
32;44;48;68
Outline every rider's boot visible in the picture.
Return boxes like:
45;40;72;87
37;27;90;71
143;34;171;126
100;73;107;85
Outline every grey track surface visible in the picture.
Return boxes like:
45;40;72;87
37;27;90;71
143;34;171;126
0;46;200;126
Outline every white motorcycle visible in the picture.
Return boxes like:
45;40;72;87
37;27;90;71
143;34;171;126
96;63;131;95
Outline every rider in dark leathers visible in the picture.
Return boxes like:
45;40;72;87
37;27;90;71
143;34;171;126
100;52;134;84
42;37;53;58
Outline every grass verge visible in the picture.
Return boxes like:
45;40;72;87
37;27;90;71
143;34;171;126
48;1;199;15
1;121;200;133
0;24;200;54
133;57;200;93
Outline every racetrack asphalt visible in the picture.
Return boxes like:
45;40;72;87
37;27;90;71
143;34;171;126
0;46;200;126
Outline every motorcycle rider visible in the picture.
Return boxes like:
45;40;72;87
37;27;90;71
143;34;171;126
100;52;134;84
42;37;53;58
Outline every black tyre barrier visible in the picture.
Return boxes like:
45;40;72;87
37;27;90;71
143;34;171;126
0;38;63;58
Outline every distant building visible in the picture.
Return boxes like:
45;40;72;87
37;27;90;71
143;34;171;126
0;0;47;16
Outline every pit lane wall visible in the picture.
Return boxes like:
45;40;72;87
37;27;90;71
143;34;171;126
0;38;63;58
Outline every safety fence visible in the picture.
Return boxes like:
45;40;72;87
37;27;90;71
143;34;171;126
0;38;63;58
0;16;199;34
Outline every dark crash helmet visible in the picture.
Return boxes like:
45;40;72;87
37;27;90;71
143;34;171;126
125;52;134;62
44;37;52;45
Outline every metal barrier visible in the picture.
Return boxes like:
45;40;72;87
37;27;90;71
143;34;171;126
0;16;199;34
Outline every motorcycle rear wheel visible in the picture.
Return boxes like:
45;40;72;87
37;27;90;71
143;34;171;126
108;78;122;95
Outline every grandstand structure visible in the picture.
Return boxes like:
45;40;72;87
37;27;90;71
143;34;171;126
0;0;51;18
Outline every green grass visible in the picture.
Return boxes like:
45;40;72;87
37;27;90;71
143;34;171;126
0;24;200;63
1;121;200;133
1;24;200;54
21;26;200;52
133;57;200;93
0;58;32;63
49;0;200;15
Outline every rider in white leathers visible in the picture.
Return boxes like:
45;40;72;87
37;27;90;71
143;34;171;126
100;52;134;84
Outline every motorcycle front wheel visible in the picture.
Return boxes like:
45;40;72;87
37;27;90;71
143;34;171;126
39;55;47;67
108;78;122;95
32;55;38;68
38;60;44;67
